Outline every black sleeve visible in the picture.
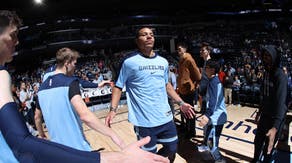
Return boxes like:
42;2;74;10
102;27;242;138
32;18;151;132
69;80;81;100
273;72;288;129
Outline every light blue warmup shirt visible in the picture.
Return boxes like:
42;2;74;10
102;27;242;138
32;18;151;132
38;74;91;151
116;51;173;127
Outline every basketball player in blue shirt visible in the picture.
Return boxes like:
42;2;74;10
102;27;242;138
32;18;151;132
105;27;195;162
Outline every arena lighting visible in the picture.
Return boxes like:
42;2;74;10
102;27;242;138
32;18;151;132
19;26;29;30
208;12;239;15
212;48;221;54
209;10;261;15
34;0;44;5
82;40;93;44
82;18;89;22
239;10;261;14
131;15;153;18
268;9;282;12
36;22;45;26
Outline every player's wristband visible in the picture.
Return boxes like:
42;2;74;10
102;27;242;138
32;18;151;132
178;100;185;106
110;106;118;112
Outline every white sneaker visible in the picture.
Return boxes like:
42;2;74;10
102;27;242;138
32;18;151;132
197;145;210;152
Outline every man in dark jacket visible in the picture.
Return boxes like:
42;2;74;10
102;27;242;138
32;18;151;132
252;45;288;162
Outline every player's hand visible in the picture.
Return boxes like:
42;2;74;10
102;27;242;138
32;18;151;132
121;136;170;163
266;127;277;154
105;111;116;128
180;103;195;119
98;80;111;88
197;115;209;127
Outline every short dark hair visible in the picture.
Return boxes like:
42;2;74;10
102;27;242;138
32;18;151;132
200;42;212;52
0;10;22;34
206;59;220;74
135;26;154;38
176;42;188;50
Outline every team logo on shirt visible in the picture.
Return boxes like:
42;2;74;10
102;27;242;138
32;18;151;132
138;65;164;71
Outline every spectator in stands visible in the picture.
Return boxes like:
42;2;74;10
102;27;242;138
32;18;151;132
103;66;113;80
169;65;177;90
283;66;291;94
168;65;177;114
256;69;264;84
197;59;227;163
81;72;89;81
105;27;195;163
36;47;126;151
235;67;245;78
283;66;292;111
244;64;252;84
0;10;169;163
176;42;201;139
225;62;235;76
252;45;288;162
223;72;234;105
250;69;258;85
11;82;21;109
232;75;241;106
19;81;38;135
218;67;226;84
19;81;32;111
42;64;110;88
92;71;104;84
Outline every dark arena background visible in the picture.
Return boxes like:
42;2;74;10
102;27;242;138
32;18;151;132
2;0;292;162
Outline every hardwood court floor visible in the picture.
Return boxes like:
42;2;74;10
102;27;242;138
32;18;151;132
83;105;258;163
